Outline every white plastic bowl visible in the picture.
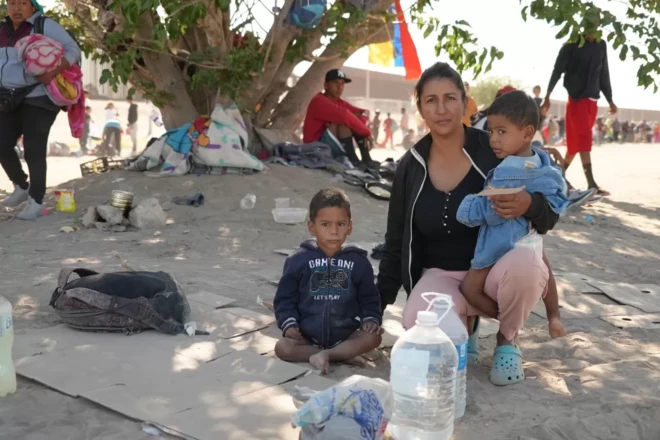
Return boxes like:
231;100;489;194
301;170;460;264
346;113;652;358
272;208;308;224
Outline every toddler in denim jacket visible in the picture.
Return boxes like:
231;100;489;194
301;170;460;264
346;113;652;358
457;91;569;338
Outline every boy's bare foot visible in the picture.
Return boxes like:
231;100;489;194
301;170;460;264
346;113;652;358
345;355;368;367
548;318;567;339
309;351;331;375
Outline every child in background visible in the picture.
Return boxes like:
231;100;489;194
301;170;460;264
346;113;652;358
274;188;382;375
456;91;569;341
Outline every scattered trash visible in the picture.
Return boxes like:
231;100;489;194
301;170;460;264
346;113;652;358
257;295;275;313
59;226;78;233
172;192;205;207
240;193;256;210
183;229;190;234
182;180;194;187
111;177;125;183
585;215;594;222
141;424;164;436
291;375;393;440
272;208;307;224
42;207;50;216
110;190;134;211
55;190;76;212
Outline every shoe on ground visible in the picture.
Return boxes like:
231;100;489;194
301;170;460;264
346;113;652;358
16;197;43;220
1;185;29;208
567;188;597;211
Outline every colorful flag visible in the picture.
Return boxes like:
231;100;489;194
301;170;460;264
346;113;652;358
367;0;422;80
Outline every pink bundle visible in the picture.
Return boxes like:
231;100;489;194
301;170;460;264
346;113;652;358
16;34;85;138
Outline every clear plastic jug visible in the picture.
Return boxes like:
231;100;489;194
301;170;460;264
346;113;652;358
388;306;458;440
0;295;17;396
423;292;469;419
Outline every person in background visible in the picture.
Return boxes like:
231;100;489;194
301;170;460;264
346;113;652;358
462;82;478;127
612;118;621;143
127;96;138;154
79;105;92;155
532;85;543;107
0;0;82;220
371;110;381;145
532;85;546;134
654;122;660;144
380;113;395;149
400;107;409;133
302;69;376;169
542;22;617;197
402;128;416;150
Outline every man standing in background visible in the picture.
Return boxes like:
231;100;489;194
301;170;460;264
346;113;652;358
462;82;478;126
127;96;138;154
371;110;381;146
542;29;617;197
400;107;409;134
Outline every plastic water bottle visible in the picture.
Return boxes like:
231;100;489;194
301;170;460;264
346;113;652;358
388;308;458;440
424;293;468;419
0;295;17;396
240;193;256;210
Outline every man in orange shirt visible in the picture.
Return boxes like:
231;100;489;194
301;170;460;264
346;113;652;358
462;82;478;126
302;69;376;168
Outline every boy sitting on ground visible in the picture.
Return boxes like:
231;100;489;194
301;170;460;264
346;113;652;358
274;188;382;374
457;91;569;339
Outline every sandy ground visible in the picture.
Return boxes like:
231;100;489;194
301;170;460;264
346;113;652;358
0;141;659;440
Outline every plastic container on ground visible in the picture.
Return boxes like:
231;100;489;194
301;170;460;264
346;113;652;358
274;197;290;209
0;295;17;397
388;308;458;440
272;208;308;224
240;193;256;210
424;292;468;419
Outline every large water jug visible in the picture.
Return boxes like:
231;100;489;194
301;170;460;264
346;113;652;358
388;307;458;440
0;295;16;396
424;292;468;419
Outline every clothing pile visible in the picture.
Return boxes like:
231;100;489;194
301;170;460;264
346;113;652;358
126;103;264;177
15;33;84;137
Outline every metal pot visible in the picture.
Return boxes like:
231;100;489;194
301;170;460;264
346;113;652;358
111;190;134;210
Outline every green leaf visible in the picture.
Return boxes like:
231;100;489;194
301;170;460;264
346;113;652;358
619;44;628;61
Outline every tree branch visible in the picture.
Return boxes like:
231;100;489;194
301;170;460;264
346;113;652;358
241;0;300;110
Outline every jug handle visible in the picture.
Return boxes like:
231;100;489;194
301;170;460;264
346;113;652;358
421;292;452;323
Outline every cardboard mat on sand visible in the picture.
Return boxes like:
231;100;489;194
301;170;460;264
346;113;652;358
14;291;335;440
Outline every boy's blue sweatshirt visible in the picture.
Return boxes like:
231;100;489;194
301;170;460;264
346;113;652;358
274;240;382;349
457;147;569;269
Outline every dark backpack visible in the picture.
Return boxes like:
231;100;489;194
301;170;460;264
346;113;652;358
49;268;193;335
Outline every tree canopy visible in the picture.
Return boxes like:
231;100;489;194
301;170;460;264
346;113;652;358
50;0;660;148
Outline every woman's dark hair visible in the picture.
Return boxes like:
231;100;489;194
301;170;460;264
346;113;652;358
414;62;467;109
488;90;539;129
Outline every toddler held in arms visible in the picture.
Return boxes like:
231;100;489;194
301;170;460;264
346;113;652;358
273;188;382;374
456;91;569;338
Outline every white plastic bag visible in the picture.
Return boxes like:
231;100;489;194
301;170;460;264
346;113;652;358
291;375;393;440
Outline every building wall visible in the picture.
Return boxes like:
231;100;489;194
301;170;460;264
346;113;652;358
80;54;134;100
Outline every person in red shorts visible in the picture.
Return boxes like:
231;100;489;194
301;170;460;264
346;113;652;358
541;29;617;196
302;69;376;169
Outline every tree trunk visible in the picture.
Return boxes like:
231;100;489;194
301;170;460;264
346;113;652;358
268;55;348;130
